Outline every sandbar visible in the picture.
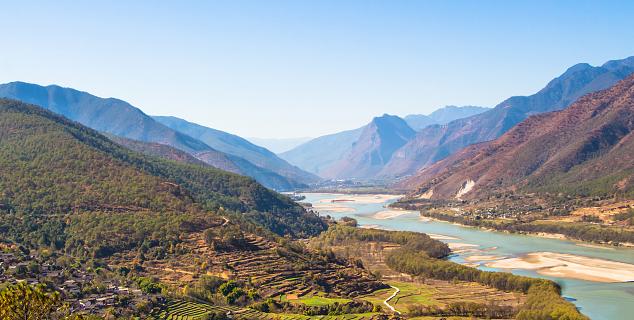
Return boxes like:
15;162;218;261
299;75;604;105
447;242;480;253
320;194;402;204
373;210;416;220
427;233;459;240
464;255;505;262
312;204;356;213
486;252;634;283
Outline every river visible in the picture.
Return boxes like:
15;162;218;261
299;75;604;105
303;193;634;320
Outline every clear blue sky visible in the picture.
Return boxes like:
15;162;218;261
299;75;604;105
1;1;633;138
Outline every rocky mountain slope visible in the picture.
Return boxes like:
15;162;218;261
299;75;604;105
381;56;634;179
403;74;634;199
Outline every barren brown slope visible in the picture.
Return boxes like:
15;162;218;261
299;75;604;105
381;56;634;178
402;74;634;199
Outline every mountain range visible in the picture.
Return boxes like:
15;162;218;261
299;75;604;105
247;137;312;153
0;98;325;238
281;56;634;181
320;114;416;179
280;126;365;176
403;73;634;200
403;105;489;130
0;82;316;190
380;56;634;178
280;105;488;177
153;116;319;184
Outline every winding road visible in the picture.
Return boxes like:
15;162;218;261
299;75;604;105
383;285;401;314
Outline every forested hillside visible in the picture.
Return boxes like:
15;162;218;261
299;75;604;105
0;82;310;190
0;99;326;258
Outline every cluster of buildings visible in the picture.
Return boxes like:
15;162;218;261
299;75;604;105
0;251;159;315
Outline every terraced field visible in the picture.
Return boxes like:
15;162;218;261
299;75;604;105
310;236;526;312
144;230;386;298
152;300;384;320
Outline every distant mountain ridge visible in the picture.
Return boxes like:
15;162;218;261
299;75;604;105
404;105;489;130
281;105;487;177
321;114;416;179
380;56;634;179
280;126;364;176
247;137;312;154
153;116;319;184
403;73;634;199
0;82;313;190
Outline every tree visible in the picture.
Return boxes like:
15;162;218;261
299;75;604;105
0;282;60;320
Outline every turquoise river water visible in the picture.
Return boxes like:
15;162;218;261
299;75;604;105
302;193;634;320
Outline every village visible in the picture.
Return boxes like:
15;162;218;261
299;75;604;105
0;248;162;316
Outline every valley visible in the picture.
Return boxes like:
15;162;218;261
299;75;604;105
301;193;634;320
3;2;634;319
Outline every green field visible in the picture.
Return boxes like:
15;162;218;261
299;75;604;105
277;292;352;306
359;281;437;314
153;300;382;320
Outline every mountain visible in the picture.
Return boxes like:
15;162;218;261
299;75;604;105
109;135;210;166
280;126;364;176
0;82;307;190
403;74;634;199
247;137;312;153
381;56;634;178
404;105;489;130
282;105;489;177
402;114;435;131
111;136;298;192
428;105;490;124
321;114;416;179
0;98;326;240
153;116;319;185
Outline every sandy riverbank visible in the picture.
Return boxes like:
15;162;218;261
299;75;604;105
319;194;402;204
486;252;634;283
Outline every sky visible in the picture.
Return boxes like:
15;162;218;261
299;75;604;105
1;1;634;138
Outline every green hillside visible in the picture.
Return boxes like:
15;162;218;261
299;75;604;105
0;99;326;256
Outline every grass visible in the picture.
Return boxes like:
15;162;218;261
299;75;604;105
359;281;437;314
276;292;352;306
298;295;352;306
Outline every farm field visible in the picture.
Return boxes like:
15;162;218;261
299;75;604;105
278;293;353;306
152;300;384;320
309;230;526;314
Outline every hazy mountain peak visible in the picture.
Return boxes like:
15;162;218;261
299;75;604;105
602;55;634;70
321;114;415;179
404;105;489;131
